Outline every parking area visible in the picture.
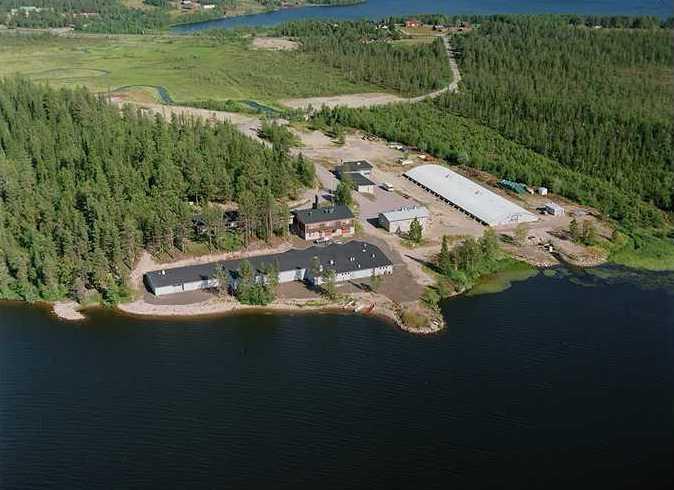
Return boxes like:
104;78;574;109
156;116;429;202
356;184;417;220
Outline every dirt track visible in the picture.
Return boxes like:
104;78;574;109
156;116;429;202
280;36;461;110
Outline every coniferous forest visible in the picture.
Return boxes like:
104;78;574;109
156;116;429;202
0;79;311;302
313;16;673;230
275;20;452;97
444;16;673;212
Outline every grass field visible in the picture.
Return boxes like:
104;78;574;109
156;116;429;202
0;33;381;105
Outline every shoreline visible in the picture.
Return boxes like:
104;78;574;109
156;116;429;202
46;290;444;335
116;291;444;335
170;1;367;30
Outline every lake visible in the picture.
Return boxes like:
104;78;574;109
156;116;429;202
172;0;673;32
1;266;672;489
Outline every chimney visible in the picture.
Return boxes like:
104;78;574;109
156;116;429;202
313;195;319;209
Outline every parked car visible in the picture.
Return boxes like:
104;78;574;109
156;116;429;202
382;182;395;192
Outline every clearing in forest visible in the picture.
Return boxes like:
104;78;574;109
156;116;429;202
0;32;380;105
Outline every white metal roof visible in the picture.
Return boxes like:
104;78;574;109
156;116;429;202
380;206;430;223
404;165;538;226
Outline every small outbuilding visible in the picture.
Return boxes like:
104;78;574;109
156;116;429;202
336;160;373;178
537;187;549;196
348;173;376;194
378;206;430;234
544;202;565;216
498;179;528;195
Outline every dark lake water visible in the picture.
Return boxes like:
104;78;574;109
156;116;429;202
172;0;672;31
1;267;672;489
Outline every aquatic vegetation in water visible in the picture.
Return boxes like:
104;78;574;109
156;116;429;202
466;262;538;296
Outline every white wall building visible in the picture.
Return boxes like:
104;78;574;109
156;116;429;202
378;206;430;234
145;241;393;296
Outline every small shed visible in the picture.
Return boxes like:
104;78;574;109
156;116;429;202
499;179;528;195
378;206;430;234
337;160;373;177
544;202;565;216
348;173;376;194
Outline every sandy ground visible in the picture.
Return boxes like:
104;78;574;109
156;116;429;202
116;290;441;334
252;36;300;51
293;125;610;274
52;301;85;321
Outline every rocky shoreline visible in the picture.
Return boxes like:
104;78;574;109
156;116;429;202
50;291;445;335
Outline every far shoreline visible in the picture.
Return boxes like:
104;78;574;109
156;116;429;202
169;0;367;31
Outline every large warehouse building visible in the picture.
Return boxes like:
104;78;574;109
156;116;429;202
144;241;393;296
404;165;538;226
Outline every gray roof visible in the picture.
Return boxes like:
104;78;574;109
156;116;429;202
339;160;373;173
347;173;376;187
144;241;393;290
292;205;353;225
380;206;430;222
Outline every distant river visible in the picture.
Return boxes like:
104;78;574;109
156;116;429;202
1;266;672;489
172;0;672;31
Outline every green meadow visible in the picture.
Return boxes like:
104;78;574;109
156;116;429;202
0;33;380;104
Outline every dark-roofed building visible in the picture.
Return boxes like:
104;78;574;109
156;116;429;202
336;160;373;178
144;241;394;296
346;173;376;194
292;204;354;241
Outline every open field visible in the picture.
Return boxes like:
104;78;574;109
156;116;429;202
0;32;380;104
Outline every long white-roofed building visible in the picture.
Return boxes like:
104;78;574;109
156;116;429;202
404;164;538;226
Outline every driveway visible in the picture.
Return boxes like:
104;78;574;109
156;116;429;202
314;165;417;220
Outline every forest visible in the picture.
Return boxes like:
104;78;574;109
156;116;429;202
312;16;673;231
0;0;232;32
274;20;452;97
0;0;363;32
0;78;311;303
443;16;673;212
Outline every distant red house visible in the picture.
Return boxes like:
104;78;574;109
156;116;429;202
405;19;421;28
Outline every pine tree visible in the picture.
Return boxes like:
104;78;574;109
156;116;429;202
438;235;452;274
408;217;423;244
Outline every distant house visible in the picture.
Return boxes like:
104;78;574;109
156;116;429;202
405;18;422;28
292;204;355;241
379;206;430;234
336;160;373;178
144;240;394;295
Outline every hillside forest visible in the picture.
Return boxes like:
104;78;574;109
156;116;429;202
274;20;452;97
0;78;314;302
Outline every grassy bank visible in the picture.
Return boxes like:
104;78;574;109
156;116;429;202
606;230;674;271
0;32;380;104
